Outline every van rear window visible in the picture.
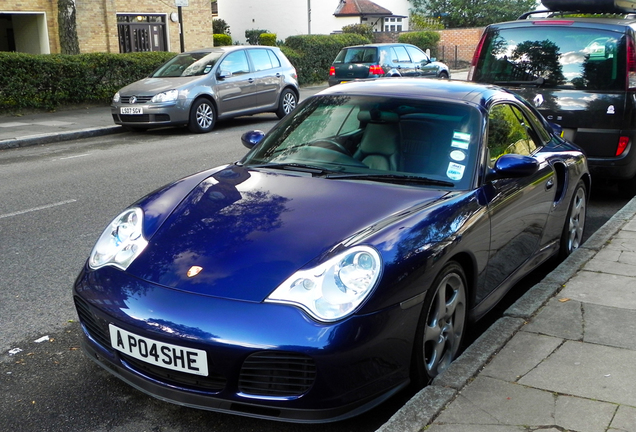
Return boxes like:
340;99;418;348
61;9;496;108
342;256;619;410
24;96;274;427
473;26;626;90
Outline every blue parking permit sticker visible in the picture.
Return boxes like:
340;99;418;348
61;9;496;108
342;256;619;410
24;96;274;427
451;131;471;150
447;162;465;181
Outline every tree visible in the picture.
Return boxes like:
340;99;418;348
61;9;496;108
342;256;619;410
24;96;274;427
58;0;80;54
213;18;230;35
408;0;537;28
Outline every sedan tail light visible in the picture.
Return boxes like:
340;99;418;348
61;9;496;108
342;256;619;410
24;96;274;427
368;65;384;75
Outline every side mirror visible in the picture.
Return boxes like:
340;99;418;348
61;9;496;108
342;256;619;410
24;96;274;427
241;130;265;149
486;154;539;181
217;69;232;79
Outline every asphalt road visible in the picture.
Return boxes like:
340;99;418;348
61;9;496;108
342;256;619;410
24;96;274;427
0;119;629;432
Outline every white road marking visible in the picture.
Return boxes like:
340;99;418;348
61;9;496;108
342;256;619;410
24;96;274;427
0;199;77;219
58;153;90;160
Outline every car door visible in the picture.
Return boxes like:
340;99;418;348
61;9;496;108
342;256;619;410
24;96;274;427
481;102;556;299
247;48;283;108
390;45;417;77
404;45;435;77
213;49;256;115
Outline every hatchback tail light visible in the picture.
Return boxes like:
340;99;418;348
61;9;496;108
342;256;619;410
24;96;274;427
368;65;384;75
617;136;630;156
627;36;636;89
329;66;335;77
467;31;488;81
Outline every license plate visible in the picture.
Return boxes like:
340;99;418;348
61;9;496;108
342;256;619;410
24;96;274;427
120;107;143;115
109;324;208;376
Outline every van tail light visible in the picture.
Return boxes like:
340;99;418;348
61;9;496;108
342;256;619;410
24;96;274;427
468;30;488;81
368;65;384;75
329;66;335;77
627;37;636;89
617;136;630;156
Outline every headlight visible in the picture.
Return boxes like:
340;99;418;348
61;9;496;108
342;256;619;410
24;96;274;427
151;89;179;103
266;246;382;322
89;208;148;271
112;92;120;103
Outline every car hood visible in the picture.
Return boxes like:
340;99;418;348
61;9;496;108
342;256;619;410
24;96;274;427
118;76;204;96
126;165;449;302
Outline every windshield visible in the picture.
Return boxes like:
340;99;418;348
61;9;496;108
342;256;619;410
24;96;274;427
151;51;223;77
242;95;481;190
474;26;626;90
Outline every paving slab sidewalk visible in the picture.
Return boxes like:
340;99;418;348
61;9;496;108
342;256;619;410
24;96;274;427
379;198;636;432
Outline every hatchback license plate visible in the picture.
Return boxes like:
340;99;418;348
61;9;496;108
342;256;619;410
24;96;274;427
120;107;143;115
109;324;208;376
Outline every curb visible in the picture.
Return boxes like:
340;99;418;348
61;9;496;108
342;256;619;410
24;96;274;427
0;125;125;150
377;193;636;432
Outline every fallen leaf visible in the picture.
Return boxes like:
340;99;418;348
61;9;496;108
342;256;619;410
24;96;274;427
559;298;571;303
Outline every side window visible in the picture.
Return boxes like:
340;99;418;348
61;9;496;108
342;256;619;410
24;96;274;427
268;50;281;68
487;103;538;166
248;49;273;72
393;45;411;63
219;50;250;75
405;46;428;63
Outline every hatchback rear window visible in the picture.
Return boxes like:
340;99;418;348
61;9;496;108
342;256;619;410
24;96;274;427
473;26;627;90
335;48;377;64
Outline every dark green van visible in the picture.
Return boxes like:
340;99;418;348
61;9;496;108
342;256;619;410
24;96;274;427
469;0;636;195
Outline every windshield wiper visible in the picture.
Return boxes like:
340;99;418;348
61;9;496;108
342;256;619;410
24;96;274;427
249;162;339;175
324;173;455;187
494;77;545;87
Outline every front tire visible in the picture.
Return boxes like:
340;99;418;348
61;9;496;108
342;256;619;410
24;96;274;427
559;180;587;259
276;89;297;119
188;98;216;133
412;261;467;387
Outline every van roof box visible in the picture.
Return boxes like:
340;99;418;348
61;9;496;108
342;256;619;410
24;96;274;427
542;0;636;13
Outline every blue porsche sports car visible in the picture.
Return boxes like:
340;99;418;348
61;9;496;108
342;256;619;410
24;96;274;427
73;78;589;423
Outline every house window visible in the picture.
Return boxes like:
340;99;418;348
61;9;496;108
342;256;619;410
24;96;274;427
117;14;167;53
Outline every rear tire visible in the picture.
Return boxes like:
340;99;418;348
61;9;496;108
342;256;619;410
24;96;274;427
188;98;216;133
276;89;297;119
438;71;449;79
411;261;467;387
559;180;587;259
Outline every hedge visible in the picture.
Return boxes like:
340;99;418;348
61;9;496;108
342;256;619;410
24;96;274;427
259;33;277;46
0;32;374;112
283;33;370;84
398;31;441;58
213;34;232;46
0;51;176;112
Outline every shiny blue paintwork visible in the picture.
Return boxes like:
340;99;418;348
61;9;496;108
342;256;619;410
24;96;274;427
74;78;590;423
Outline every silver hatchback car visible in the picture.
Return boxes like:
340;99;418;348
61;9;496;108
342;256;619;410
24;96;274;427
111;46;300;133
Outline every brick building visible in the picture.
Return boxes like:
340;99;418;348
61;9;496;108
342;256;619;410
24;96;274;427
0;0;213;54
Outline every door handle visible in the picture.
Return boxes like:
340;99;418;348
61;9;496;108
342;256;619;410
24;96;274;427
248;78;254;83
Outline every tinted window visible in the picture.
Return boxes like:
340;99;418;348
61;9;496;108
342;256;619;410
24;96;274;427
249;49;274;71
488;103;538;166
219;50;250;75
406;45;428;63
336;47;377;63
474;26;626;90
392;46;411;62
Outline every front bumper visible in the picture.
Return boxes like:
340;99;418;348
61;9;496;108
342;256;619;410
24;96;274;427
73;266;417;423
111;101;190;127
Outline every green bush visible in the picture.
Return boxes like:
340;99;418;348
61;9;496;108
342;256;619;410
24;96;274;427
398;31;441;58
341;23;374;41
213;18;230;35
214;34;232;46
259;33;277;46
284;33;370;85
245;29;269;45
0;51;176;112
